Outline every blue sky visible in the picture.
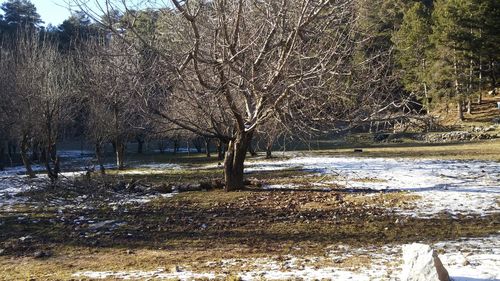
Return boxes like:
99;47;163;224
26;1;168;27
1;1;169;27
31;0;73;26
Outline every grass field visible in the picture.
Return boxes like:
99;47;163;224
0;140;499;280
311;139;500;161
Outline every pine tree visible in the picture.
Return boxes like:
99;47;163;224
0;14;7;36
57;11;100;50
0;0;42;29
428;0;471;120
393;2;433;112
461;0;500;99
479;0;500;91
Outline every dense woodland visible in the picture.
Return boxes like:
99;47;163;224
0;0;498;189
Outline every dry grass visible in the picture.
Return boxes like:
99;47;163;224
463;96;500;123
1;136;499;280
432;95;500;126
0;187;498;280
311;139;500;161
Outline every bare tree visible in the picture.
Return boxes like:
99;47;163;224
256;116;288;159
0;33;36;177
78;38;143;170
75;0;399;191
0;42;14;171
1;30;78;179
1;29;77;177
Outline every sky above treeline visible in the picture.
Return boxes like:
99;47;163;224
31;0;73;26
11;1;168;26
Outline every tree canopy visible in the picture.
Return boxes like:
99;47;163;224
0;0;42;29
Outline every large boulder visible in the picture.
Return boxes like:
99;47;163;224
400;243;450;281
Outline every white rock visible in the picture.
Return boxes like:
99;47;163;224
400;243;450;281
88;220;115;230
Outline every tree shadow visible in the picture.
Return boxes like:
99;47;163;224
451;277;500;281
1;186;498;258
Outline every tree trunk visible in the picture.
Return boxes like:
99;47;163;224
217;139;225;161
20;135;35;178
115;140;125;170
137;138;144;154
31;142;39;162
6;141;14;166
489;58;496;90
45;143;60;181
204;138;211;158
423;83;429;114
158;141;166;154
95;142;105;174
477;30;483;104
466;99;472;114
453;49;460;95
173;140;179;154
266;145;272;159
468;55;473;96
457;101;464;121
195;145;202;153
266;135;275;159
192;138;203;153
0;144;5;171
8;141;16;159
223;132;251;191
248;141;257;157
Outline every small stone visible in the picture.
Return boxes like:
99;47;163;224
333;257;343;264
33;250;51;259
19;235;32;242
88;220;115;230
170;265;182;273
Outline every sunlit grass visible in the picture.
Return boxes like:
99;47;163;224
310;139;500;161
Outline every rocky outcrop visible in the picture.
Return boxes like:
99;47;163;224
400;243;450;281
372;127;498;143
423;131;498;143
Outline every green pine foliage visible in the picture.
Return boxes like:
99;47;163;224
393;2;432;110
0;0;42;28
392;0;499;117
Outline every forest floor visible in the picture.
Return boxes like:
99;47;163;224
0;140;499;280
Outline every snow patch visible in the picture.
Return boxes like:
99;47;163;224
135;163;181;170
116;163;181;175
72;268;218;280
110;193;177;205
70;236;499;280
246;157;500;217
436;236;500;281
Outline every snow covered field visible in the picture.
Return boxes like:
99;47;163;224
71;156;500;280
1;153;499;280
245;156;500;218
0;166;86;209
72;236;500;281
6;153;498;217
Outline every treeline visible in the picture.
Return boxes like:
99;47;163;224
0;0;498;190
392;0;498;119
357;0;498;118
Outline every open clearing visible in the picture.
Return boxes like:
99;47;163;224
0;141;499;280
